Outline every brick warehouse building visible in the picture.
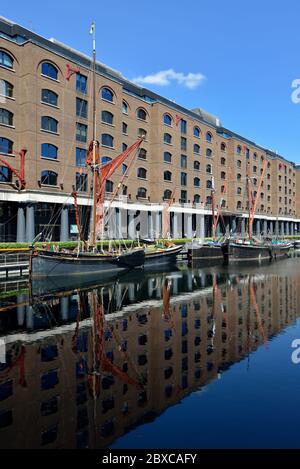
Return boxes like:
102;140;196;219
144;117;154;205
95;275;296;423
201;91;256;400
0;16;300;243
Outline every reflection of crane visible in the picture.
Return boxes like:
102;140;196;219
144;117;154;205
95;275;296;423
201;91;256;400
87;290;143;399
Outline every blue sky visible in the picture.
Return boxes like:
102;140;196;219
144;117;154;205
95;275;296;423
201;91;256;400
3;0;300;162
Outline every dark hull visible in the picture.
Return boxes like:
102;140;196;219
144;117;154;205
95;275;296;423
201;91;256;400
187;245;223;262
144;245;183;268
270;244;292;259
31;249;145;278
222;242;272;263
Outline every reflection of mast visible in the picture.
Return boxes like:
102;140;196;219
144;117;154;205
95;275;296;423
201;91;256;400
162;278;175;331
162;189;176;239
249;277;268;347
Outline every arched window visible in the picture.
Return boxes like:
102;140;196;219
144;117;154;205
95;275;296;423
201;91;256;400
237;173;241;181
138;128;147;138
236;145;241;154
236;160;241;168
164;170;172;181
194;177;200;187
206;164;212;174
194;160;200;171
0;80;13;98
101;156;112;165
106;180;114;192
101;87;114;102
245;148;250;158
0;166;12;183
194;194;201;203
221;171;226;179
137;187;147;198
164;133;172;144
163;114;172;126
164;152;172;163
41;143;58;160
253;152;257;161
261;155;264;162
206;148;212;157
237;201;242;209
221;142;226;151
41;170;58;186
237;187;242;195
206;179;212;189
0;137;13;154
206;131;212;143
221;157;226;165
122;122;128;134
0;51;14;69
137;108;147;121
101;110;114;125
41;116;58;133
0;108;13;126
253;178;257;185
164;189;172;200
122;100;128;114
253;165;257;173
138;148;147;160
206;195;212;204
41;89;58;106
41;62;58;80
193;144;200;154
194;126;200;138
137;167;147;179
101;133;114;147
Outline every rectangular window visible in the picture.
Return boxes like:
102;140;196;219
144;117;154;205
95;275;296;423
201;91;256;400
76;73;87;94
76;147;87;166
181;137;187;151
180;119;187;134
181;190;187;203
181;155;187;169
41;370;59;391
76;98;88;118
76;172;88;192
181;172;187;186
76;123;87;142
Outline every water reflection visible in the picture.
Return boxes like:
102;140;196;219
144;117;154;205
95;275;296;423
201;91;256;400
0;263;298;448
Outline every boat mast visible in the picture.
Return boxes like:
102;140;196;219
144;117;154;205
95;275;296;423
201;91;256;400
91;22;97;248
246;161;252;238
211;176;216;240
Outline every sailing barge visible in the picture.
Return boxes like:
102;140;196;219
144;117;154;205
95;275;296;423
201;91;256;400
30;26;145;279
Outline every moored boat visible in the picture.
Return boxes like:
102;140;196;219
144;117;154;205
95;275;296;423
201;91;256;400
268;240;292;259
222;239;272;263
187;242;223;262
30;248;145;278
144;243;183;268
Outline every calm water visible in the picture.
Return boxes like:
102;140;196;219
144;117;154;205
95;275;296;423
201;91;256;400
1;256;300;449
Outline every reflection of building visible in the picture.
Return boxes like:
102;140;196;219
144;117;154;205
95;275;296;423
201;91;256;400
0;16;300;243
0;271;298;448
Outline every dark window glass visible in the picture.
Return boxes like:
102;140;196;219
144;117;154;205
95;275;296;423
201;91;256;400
76;73;87;93
194;161;200;171
206;132;212;143
193;144;200;154
101;133;114;147
137;187;147;198
122;122;127;134
41;425;58;445
137;108;147;120
0;380;13;401
164;152;172;163
0;166;12;182
41;62;58;79
102;110;114;125
0;51;13;69
164;114;172;125
41;116;58;133
76;172;88;192
194;126;200;138
41;396;58;416
164;170;172;181
101;87;114;102
181;155;187;168
41;89;58;106
41;345;58;362
76;98;88;118
41;370;59;390
41;143;58;160
122;101;128;113
0;80;13;97
41;170;58;186
138;148;147;159
0;410;13;428
164;133;172;144
194;177;200;187
0;108;13;126
76;147;87;166
106;180;113;192
180;119;187;134
181;137;187;151
76;123;87;142
181;172;187;186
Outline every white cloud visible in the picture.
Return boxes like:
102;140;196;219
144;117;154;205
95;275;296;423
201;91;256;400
132;68;205;90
